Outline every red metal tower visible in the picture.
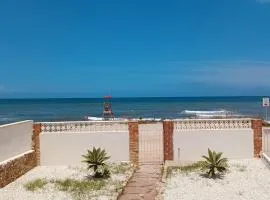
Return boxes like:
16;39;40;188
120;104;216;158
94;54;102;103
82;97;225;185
103;96;114;120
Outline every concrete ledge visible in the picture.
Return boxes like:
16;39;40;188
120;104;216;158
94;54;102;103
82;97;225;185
0;150;34;166
0;120;33;128
262;152;270;169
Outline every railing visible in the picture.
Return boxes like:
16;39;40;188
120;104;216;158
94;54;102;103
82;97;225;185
173;119;252;130
39;121;129;133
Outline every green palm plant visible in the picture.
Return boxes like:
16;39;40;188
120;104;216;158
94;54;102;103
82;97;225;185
82;147;111;178
202;148;228;178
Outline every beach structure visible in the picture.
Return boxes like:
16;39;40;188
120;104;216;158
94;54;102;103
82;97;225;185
0;118;269;198
102;96;114;120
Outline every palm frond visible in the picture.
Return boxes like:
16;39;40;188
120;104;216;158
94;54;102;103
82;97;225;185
202;149;228;178
81;147;111;178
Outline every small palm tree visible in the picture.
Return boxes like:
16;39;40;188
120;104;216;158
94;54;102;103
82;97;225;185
202;148;228;178
82;147;111;178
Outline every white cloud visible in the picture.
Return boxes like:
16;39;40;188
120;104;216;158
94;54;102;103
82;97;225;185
166;60;270;88
0;85;18;93
257;0;270;3
0;85;5;91
192;66;270;87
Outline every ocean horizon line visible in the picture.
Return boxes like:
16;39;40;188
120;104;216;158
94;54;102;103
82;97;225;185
0;96;266;124
0;95;266;100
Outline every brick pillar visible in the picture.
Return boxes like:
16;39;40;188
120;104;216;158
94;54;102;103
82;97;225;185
163;120;174;161
128;121;139;165
251;119;263;158
32;123;41;165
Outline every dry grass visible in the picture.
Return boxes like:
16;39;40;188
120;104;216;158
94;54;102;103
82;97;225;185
21;163;134;200
166;161;206;178
110;162;133;174
24;179;48;191
54;178;105;192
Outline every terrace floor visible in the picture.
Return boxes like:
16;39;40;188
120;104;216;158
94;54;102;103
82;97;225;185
118;163;162;200
0;164;133;200
162;159;270;200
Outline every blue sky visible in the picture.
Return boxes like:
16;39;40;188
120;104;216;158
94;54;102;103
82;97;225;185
0;0;270;98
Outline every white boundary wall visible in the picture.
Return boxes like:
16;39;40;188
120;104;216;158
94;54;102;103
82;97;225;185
40;131;129;166
263;128;270;153
173;129;254;163
0;120;33;162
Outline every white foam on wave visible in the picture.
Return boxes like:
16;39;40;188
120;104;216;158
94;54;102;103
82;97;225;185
182;109;229;115
86;116;128;121
86;116;161;121
137;118;162;121
0;117;17;122
181;109;244;118
86;117;103;121
193;114;244;118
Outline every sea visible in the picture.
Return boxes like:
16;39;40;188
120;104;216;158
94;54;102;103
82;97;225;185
0;96;268;125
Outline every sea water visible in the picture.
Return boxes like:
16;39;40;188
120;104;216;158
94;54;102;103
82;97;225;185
0;96;267;124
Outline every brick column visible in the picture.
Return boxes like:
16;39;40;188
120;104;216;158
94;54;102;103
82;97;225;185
32;123;41;165
251;119;263;158
128;121;139;165
163;120;174;161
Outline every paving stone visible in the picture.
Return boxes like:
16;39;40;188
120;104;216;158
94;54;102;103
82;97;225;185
118;164;162;200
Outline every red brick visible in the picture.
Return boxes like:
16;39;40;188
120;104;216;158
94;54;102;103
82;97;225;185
33;123;41;165
251;119;262;158
128;122;139;165
163;121;174;160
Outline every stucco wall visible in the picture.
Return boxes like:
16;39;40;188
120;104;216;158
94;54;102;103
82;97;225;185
173;129;253;163
40;131;129;166
263;128;270;152
0;121;33;162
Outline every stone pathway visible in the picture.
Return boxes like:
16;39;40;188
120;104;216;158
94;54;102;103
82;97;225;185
118;163;162;200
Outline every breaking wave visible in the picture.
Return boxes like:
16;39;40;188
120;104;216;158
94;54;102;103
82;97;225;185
181;109;243;118
86;116;161;121
86;116;129;121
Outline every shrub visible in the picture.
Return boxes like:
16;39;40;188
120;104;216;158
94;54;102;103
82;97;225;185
82;147;111;178
202;148;228;178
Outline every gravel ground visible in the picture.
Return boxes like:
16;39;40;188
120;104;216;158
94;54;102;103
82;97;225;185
0;163;134;200
163;159;270;200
